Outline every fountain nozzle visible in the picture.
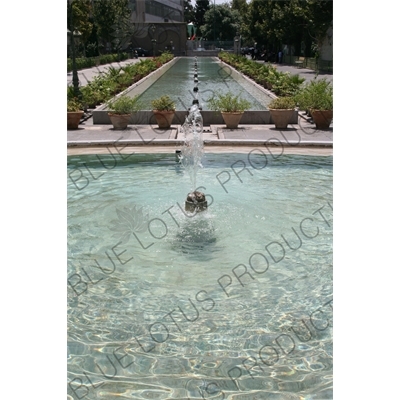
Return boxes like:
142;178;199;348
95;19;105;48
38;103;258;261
191;98;202;110
185;191;208;212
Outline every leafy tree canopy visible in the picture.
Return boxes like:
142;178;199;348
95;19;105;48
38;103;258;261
194;0;210;28
184;0;195;23
232;0;248;15
247;0;332;55
200;4;242;41
92;0;132;51
67;0;93;44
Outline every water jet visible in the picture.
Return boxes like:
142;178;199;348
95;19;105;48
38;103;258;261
180;60;207;212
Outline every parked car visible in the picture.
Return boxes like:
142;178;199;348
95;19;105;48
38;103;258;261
131;47;150;57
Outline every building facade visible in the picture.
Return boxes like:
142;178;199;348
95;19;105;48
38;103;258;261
128;0;186;55
130;0;184;23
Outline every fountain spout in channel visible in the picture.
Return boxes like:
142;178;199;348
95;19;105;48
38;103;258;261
180;61;207;212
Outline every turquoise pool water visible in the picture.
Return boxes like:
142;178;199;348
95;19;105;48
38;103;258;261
67;152;333;400
135;57;271;111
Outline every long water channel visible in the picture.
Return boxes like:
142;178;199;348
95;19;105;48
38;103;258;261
134;57;272;111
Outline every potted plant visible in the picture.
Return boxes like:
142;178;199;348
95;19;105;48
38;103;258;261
295;78;333;129
151;95;176;129
67;98;84;130
207;91;251;129
268;96;296;129
107;94;140;130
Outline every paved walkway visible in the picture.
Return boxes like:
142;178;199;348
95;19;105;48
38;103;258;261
67;57;144;87
270;63;332;83
67;56;332;150
68;118;332;149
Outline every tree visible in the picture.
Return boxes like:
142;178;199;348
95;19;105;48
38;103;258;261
231;0;250;43
194;0;210;30
232;0;248;15
184;0;195;23
247;0;276;47
302;0;333;58
200;4;242;41
92;0;132;53
67;0;93;55
110;12;135;54
247;0;332;56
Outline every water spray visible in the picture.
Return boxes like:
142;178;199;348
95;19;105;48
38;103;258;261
179;58;207;213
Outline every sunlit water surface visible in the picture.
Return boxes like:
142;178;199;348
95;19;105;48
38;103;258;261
134;57;271;111
67;152;333;400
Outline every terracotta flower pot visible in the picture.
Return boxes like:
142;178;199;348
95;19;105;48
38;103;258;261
269;109;295;129
67;111;84;130
311;110;333;130
152;110;175;129
221;112;244;129
108;113;132;130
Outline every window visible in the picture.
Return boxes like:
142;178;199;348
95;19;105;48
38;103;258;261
145;0;183;22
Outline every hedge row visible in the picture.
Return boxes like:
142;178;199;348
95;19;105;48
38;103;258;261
67;53;129;72
218;52;305;97
67;52;174;109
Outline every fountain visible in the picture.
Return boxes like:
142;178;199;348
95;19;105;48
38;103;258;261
67;149;333;399
67;56;332;400
180;57;208;213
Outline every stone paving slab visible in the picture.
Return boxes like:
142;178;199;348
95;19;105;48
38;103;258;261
67;125;178;146
68;145;332;157
68;122;332;147
218;124;332;145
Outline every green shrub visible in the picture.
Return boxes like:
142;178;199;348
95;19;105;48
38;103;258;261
218;52;304;97
295;78;333;111
67;98;83;112
107;95;141;115
207;91;252;112
67;53;173;108
67;53;129;72
81;86;103;108
67;85;76;101
151;95;176;111
268;96;296;109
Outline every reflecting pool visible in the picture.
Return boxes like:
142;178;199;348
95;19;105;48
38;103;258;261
135;57;271;111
